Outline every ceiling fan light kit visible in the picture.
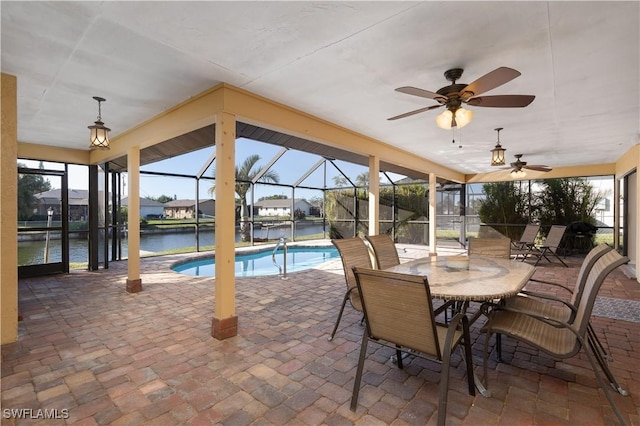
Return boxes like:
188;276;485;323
510;169;527;179
436;107;473;130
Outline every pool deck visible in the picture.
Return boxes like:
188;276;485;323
2;243;639;425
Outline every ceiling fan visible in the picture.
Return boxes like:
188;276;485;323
388;67;535;129
507;154;552;178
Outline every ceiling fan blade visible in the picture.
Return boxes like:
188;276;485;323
461;67;521;98
395;86;446;101
524;165;552;172
387;105;442;121
467;94;535;108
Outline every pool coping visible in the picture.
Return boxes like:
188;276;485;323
169;239;336;271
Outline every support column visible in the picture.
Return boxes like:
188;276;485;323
212;112;238;339
368;155;380;236
634;150;640;282
1;73;18;344
429;173;437;256
126;146;142;292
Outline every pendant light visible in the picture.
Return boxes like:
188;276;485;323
490;127;506;166
88;96;110;150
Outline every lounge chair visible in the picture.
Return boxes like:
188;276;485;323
351;267;475;426
328;237;372;341
511;224;540;261
528;225;569;267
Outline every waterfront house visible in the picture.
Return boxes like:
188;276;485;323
254;198;314;217
33;188;89;221
121;197;165;219
163;199;215;219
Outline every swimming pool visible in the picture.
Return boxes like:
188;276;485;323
172;245;340;277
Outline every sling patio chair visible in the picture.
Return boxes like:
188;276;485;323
500;243;627;395
481;249;630;425
511;223;541;260
365;233;400;270
350;267;475;426
328;237;372;341
528;225;569;267
468;237;512;259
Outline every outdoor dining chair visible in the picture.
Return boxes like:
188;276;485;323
328;237;372;341
528;225;569;267
501;243;627;395
468;237;511;259
365;233;400;270
351;267;475;426
511;223;540;260
480;249;630;425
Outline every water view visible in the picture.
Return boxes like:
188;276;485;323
18;224;327;266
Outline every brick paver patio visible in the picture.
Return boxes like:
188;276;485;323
2;243;639;425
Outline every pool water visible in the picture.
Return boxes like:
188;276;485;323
172;246;340;277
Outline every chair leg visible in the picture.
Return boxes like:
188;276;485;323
587;331;629;396
461;318;476;396
588;323;612;361
578;333;628;425
496;333;503;362
395;345;403;370
482;331;492;392
328;292;350;341
350;331;369;411
551;250;569;267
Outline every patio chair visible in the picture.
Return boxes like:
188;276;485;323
528;225;569;267
328;237;372;341
350;267;475;426
481;249;630;425
501;244;627;395
511;224;540;261
365;234;400;270
468;237;511;259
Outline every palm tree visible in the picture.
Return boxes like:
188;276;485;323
209;155;279;242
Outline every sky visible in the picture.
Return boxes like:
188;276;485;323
19;137;407;202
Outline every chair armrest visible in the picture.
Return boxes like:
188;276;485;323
481;301;573;330
528;278;573;294
516;290;578;314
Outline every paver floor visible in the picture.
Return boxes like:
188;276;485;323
2;243;639;425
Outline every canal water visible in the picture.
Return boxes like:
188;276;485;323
18;224;327;265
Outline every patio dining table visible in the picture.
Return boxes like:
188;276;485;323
384;255;536;302
384;255;536;397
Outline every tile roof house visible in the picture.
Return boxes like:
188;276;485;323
163;199;215;219
34;189;89;221
121;197;165;219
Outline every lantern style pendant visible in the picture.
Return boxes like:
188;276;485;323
89;96;110;150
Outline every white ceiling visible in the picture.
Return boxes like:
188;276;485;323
2;1;639;175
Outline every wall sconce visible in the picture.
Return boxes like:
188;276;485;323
490;127;506;166
435;107;473;130
88;96;110;150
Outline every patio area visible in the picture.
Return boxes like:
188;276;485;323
2;244;639;425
